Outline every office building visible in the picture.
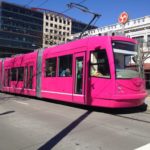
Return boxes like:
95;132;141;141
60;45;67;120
32;8;72;48
33;8;97;48
0;1;43;57
0;1;98;56
71;19;97;34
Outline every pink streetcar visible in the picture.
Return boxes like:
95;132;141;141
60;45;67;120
0;36;148;108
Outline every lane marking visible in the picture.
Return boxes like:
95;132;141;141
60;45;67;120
135;143;150;150
15;100;29;105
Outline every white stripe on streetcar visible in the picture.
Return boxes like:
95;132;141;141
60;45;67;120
42;90;84;97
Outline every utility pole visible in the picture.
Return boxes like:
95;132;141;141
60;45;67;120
67;3;101;39
118;12;129;35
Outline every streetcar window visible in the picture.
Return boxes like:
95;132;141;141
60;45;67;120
29;66;33;89
11;68;17;81
8;69;10;86
4;69;10;86
45;57;56;77
90;50;110;78
24;67;28;88
4;69;7;86
59;55;72;77
18;67;24;81
113;41;140;78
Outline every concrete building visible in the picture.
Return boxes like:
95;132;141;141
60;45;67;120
32;8;97;48
72;15;150;42
32;8;72;48
72;15;150;88
0;1;43;57
43;11;71;47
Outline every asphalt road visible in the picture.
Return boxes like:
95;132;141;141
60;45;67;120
0;93;150;150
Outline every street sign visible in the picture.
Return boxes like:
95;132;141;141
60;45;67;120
118;11;129;24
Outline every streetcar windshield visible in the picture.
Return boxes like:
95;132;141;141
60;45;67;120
112;41;140;79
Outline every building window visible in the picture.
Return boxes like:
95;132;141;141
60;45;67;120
59;55;72;77
90;50;110;78
145;70;150;89
59;31;62;35
45;57;56;77
46;22;48;26
46;15;48;20
147;35;150;47
142;18;145;22
51;17;53;21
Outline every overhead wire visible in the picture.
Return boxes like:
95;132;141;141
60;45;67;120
24;0;34;7
61;0;88;14
36;0;49;7
78;0;88;4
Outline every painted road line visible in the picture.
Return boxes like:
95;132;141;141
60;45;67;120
135;143;150;150
15;101;29;106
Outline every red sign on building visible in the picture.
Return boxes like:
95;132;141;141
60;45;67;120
118;11;129;24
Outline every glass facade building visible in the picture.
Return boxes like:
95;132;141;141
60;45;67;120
0;1;97;57
71;19;97;34
0;1;43;57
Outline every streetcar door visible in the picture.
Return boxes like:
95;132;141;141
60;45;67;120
73;52;86;104
24;65;33;89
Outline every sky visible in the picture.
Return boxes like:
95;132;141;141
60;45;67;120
3;0;150;27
